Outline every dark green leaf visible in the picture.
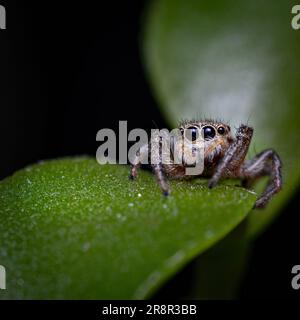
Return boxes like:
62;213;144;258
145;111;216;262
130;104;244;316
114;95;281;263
0;158;255;299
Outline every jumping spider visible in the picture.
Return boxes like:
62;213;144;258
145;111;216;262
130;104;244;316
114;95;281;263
129;120;282;209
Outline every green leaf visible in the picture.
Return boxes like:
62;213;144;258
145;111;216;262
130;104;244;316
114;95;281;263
0;158;255;299
143;0;300;237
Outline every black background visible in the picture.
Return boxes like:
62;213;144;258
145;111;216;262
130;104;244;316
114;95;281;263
0;0;299;299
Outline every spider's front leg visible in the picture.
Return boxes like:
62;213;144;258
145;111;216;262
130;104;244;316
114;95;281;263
240;149;282;208
208;124;282;208
129;138;169;196
208;124;253;188
150;134;169;196
129;144;149;179
152;163;169;196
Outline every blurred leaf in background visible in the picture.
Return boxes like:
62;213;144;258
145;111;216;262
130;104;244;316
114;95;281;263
143;0;300;297
143;0;300;238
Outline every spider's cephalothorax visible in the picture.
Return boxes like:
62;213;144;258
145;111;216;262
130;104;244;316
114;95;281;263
129;120;282;209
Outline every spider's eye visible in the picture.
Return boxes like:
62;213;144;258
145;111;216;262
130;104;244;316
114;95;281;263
217;126;225;135
203;126;216;139
185;126;199;141
179;128;184;135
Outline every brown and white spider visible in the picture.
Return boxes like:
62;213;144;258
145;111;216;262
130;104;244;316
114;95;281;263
129;120;282;209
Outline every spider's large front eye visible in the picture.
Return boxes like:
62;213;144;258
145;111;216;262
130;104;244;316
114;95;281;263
203;126;216;139
185;126;199;142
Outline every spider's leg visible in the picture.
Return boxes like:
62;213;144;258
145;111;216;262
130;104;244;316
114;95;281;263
152;163;169;196
240;149;282;209
208;124;253;188
151;134;170;196
129;144;149;180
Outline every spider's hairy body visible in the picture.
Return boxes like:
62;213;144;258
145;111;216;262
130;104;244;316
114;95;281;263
130;119;282;209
